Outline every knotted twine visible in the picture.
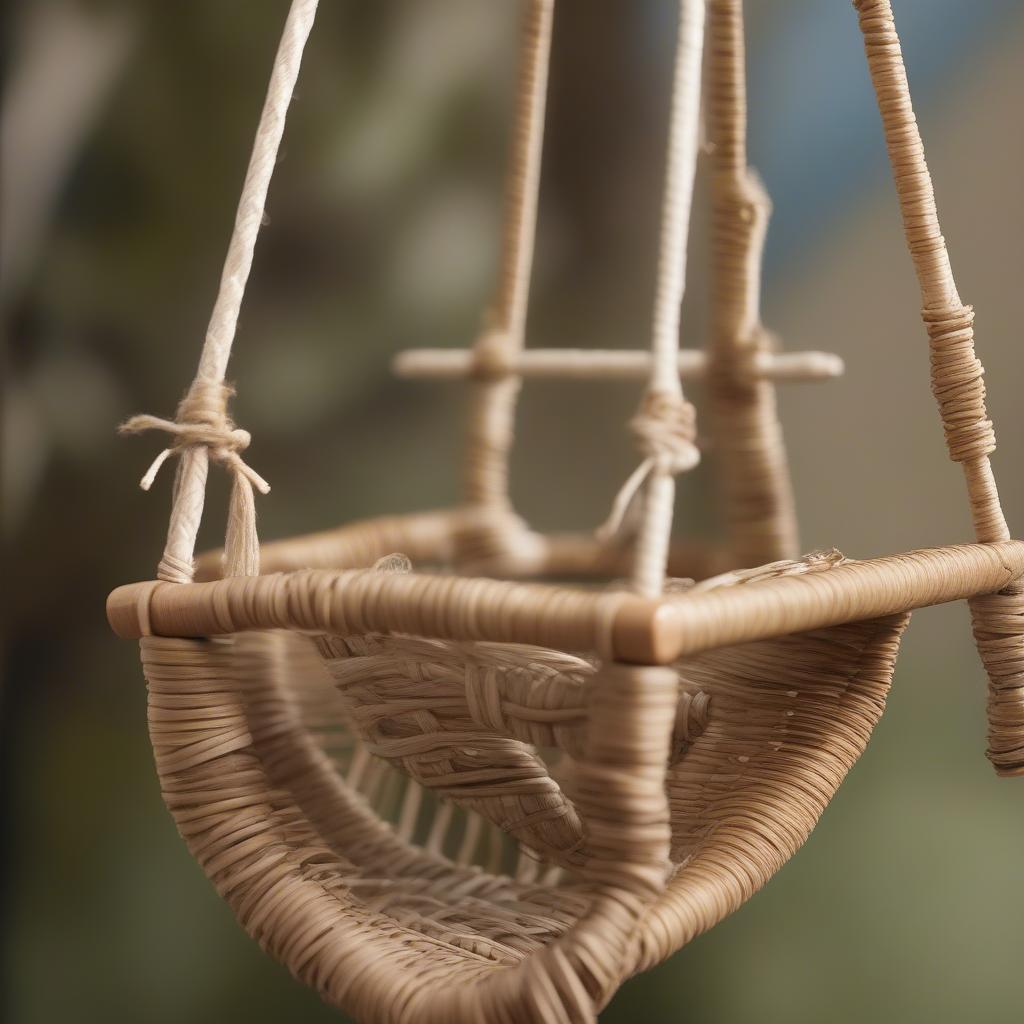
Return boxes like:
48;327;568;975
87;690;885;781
600;0;705;597
596;391;699;543
121;0;319;582
120;380;270;581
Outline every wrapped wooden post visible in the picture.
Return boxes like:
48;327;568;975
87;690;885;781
705;0;799;567
854;0;1024;776
456;0;553;571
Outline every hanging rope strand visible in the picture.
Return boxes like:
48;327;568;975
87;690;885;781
121;0;319;583
462;0;553;516
647;1;704;399
608;0;705;596
854;0;1022;777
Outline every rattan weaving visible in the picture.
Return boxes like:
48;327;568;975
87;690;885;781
109;2;1023;1021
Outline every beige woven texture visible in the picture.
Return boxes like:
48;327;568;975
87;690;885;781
705;0;798;568
111;0;1023;1021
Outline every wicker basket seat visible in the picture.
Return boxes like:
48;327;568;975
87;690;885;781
108;1;1022;1020
109;519;1024;1020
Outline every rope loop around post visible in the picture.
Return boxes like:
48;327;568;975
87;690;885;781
122;381;269;496
611;0;705;596
631;390;700;477
597;390;699;546
121;379;270;583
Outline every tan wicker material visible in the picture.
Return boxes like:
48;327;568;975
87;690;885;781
854;0;1024;775
139;567;910;1021
457;0;553;573
393;346;844;383
705;0;799;568
192;508;739;585
110;538;1024;664
111;0;1022;1020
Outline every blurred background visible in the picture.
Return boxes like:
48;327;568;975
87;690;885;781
3;1;1022;1021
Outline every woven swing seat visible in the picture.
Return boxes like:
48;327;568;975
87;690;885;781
109;1;1023;1021
128;611;910;1021
108;528;1023;1021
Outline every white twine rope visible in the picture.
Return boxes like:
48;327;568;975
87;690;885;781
601;0;705;596
596;392;699;542
122;0;319;583
125;420;268;497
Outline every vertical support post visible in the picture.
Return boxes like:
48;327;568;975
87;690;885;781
458;1;554;568
854;0;1022;776
705;0;799;568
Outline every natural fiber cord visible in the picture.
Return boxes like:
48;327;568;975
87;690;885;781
121;0;319;583
615;0;704;598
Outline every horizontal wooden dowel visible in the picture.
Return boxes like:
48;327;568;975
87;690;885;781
194;509;458;580
109;540;1023;665
193;510;732;582
637;539;1024;663
392;347;844;383
107;569;650;658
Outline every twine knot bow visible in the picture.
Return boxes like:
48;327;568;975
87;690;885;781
119;380;270;581
120;381;270;496
597;390;699;541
